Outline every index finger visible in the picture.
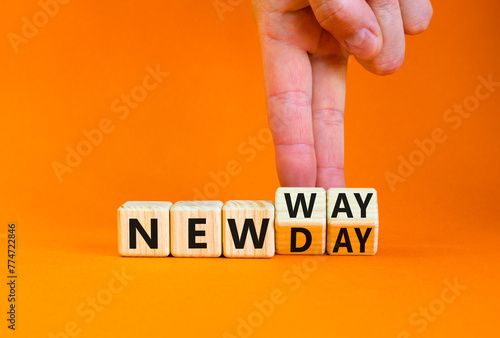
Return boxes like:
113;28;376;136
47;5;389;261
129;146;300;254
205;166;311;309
260;34;317;187
251;1;320;189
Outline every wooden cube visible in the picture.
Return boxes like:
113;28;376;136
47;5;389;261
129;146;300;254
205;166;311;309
117;201;172;257
170;201;223;257
326;188;378;255
275;187;326;255
222;201;275;258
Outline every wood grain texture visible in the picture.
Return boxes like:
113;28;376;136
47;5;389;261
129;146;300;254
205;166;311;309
326;188;378;255
117;201;172;257
170;201;223;257
222;200;275;258
275;187;326;255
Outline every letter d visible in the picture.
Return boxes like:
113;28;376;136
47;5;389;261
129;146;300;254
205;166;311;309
290;228;312;253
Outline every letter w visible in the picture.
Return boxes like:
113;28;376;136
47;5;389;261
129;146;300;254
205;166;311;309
228;218;269;249
285;193;316;218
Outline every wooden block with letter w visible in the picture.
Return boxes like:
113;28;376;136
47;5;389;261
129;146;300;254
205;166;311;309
222;200;275;258
275;187;326;255
327;188;379;255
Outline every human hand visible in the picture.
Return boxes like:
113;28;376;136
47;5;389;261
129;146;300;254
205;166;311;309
252;0;432;189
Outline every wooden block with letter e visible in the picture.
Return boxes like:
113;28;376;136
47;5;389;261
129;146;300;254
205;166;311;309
327;188;378;255
117;201;172;257
170;201;223;257
222;200;275;258
275;187;326;255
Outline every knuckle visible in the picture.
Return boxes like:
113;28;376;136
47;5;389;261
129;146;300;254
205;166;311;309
367;0;400;12
317;166;345;175
275;142;315;150
266;90;313;142
267;90;312;107
266;0;292;12
312;108;344;127
314;1;350;28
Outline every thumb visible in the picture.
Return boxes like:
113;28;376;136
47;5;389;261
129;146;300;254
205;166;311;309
309;0;382;60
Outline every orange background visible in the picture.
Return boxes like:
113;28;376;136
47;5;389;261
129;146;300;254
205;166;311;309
1;0;500;337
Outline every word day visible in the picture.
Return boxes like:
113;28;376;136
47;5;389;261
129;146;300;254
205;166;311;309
117;187;379;258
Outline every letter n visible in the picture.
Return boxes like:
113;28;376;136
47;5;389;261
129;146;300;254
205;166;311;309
129;218;158;249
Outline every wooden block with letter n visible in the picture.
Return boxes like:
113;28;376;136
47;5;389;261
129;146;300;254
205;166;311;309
170;201;223;257
275;187;326;255
222;200;275;258
327;188;378;255
117;201;172;257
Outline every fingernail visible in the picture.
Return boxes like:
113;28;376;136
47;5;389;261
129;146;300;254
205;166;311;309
344;28;378;59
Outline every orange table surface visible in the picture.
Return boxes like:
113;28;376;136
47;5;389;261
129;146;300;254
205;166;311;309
1;0;500;337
